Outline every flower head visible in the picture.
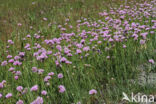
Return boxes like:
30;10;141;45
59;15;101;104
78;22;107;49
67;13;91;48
16;99;24;104
140;40;146;45
31;85;38;92
48;72;54;76
44;76;51;82
149;59;155;64
5;93;12;98
41;90;47;95
0;93;2;98
58;73;63;79
89;89;97;95
58;85;66;93
31;96;43;104
16;86;23;92
1;61;8;66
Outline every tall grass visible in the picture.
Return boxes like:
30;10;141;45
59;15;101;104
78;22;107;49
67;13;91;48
0;0;156;103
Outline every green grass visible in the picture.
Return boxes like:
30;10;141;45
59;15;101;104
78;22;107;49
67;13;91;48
0;0;156;103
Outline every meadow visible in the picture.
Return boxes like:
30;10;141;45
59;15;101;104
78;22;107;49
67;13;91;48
0;0;156;103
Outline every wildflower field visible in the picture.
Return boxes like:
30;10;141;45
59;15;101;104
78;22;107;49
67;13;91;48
0;0;156;103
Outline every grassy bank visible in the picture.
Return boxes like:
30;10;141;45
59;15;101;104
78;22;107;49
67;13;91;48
0;0;156;103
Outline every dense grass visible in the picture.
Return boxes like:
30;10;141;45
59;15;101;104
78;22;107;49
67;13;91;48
0;0;156;104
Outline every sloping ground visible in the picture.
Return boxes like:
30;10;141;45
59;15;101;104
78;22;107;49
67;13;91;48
0;0;110;41
0;0;144;41
0;0;156;103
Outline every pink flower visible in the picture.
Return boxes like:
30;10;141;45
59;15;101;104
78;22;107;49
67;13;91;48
76;44;83;48
16;86;23;92
32;67;38;72
2;80;6;84
9;59;14;63
9;67;15;72
76;49;82;54
149;59;155;64
89;89;97;95
13;61;22;66
65;60;72;64
14;76;19;80
38;69;44;74
43;18;47;21
77;102;81;104
32;2;36;5
8;40;14;44
44;76;51;82
55;60;60;66
140;40;146;45
64;47;70;54
58;85;66;93
60;57;67;63
1;61;7;66
5;93;12;98
14;56;21;60
16;99;24;104
22;88;28;95
56;45;62;51
83;46;90;52
19;52;25;57
31;96;43;104
0;93;2;98
16;71;22;76
81;39;85;44
67;53;72;57
47;51;52;55
17;23;22;26
48;72;54;76
24;43;30;49
106;56;110;59
69;25;73;28
41;90;47;95
7;55;12;58
58;73;63;79
30;85;38;92
0;83;4;89
108;38;114;42
27;34;31;38
123;45;127;48
140;32;148;39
